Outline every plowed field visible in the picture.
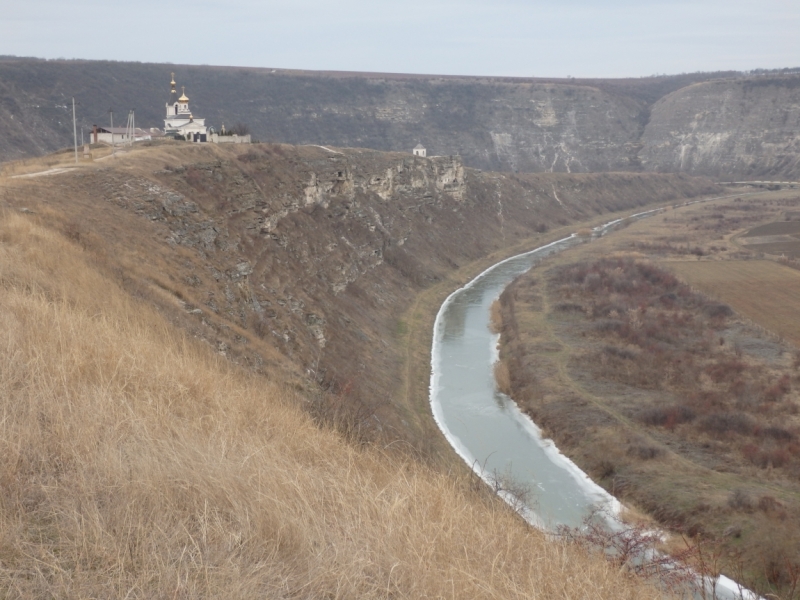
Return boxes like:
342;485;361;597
668;260;800;345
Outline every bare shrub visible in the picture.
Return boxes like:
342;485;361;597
603;345;637;360
760;426;795;442
757;495;784;514
627;442;665;460
237;150;260;163
494;361;512;395
184;166;205;187
699;412;755;436
728;489;755;512
703;303;734;318
489;299;503;333
230;122;250;136
763;374;791;402
554;302;584;313
593;319;626;334
639;405;696;428
742;443;791;469
705;359;747;383
557;509;702;593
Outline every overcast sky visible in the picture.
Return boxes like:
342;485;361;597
3;0;798;78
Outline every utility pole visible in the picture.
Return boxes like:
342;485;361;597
72;98;78;164
109;110;115;157
128;109;135;146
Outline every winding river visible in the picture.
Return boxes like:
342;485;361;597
429;206;759;600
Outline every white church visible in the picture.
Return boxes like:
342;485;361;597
164;73;209;142
163;73;251;144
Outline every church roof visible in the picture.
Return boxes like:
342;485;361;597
414;143;425;150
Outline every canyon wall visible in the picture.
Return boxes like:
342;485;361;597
1;57;797;179
641;77;800;180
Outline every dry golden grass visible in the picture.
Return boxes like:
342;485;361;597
489;299;503;334
669;260;800;345
494;362;513;396
0;211;667;598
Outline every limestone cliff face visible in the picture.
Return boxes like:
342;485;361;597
641;77;800;180
269;81;646;174
1;58;797;180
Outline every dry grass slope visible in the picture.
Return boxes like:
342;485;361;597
0;211;666;598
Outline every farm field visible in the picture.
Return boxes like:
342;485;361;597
668;260;800;345
742;221;800;237
738;220;800;257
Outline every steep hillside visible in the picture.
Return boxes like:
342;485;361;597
5;57;798;179
642;76;800;180
0;142;722;453
0;208;673;599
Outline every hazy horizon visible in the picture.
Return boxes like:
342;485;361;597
3;0;798;79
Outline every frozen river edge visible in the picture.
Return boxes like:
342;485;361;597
428;200;762;600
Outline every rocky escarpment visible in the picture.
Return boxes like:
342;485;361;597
3;57;799;180
2;143;723;449
641;76;800;181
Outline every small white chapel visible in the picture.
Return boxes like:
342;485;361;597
164;73;209;142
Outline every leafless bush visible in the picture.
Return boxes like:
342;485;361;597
639;404;696;428
488;468;533;515
760;426;796;442
554;302;584;313
230;122;250;136
704;359;747;383
603;345;637;360
237;151;260;163
703;303;734;318
494;361;512;395
764;374;792;402
728;488;755;512
557;509;702;594
306;380;383;445
699;412;755;436
627;442;665;460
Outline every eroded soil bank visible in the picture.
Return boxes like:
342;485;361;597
495;190;800;598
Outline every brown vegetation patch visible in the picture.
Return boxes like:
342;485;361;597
496;203;800;597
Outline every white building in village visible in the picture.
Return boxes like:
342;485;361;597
92;126;153;145
413;143;426;157
164;73;209;142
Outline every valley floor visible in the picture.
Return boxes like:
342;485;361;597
496;188;800;597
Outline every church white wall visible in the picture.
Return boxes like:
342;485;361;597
209;133;251;144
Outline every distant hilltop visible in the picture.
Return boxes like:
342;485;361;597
0;56;798;180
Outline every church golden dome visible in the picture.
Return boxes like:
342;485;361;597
178;86;189;103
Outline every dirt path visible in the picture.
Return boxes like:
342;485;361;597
9;167;74;179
